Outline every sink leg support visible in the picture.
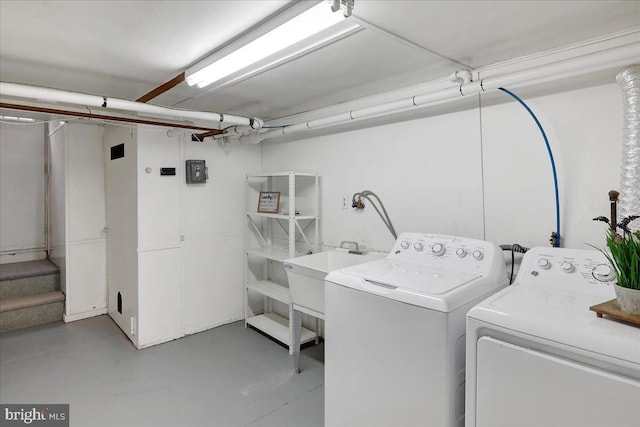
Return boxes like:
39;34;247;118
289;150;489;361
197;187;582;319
292;308;303;374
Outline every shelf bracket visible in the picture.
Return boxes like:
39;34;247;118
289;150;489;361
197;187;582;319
295;220;311;245
247;214;268;246
275;218;290;236
300;218;315;234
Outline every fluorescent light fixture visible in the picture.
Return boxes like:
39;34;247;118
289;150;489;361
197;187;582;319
0;115;35;122
185;2;357;89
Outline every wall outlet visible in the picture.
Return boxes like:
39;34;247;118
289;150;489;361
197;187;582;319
341;195;350;209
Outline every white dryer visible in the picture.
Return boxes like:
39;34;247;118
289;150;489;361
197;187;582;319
466;247;640;427
324;233;508;427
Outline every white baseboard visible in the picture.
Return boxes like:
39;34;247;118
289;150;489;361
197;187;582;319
182;316;244;337
63;307;107;323
0;250;47;264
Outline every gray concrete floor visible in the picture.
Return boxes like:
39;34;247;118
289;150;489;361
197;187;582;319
0;316;324;427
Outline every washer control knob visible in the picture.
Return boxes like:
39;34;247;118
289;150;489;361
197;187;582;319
456;248;467;258
537;258;551;269
472;250;483;260
400;241;410;249
431;243;445;256
560;261;574;273
592;264;616;282
414;242;424;252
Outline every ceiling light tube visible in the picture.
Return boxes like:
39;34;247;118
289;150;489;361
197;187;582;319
0;115;36;122
185;2;353;89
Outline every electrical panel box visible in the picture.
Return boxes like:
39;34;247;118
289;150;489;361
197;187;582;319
185;160;207;183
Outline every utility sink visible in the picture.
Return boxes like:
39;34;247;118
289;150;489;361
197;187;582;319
284;249;386;318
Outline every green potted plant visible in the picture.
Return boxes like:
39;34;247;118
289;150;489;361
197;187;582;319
593;212;640;315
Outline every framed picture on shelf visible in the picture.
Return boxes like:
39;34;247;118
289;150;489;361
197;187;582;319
258;191;280;213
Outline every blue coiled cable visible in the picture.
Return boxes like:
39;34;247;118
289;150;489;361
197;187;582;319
498;87;561;247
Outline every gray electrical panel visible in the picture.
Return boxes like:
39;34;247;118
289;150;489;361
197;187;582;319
185;160;208;183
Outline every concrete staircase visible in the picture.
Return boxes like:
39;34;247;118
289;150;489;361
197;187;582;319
0;259;65;333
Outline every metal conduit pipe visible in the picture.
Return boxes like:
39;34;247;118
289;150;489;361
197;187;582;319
254;42;640;142
0;81;263;129
616;64;640;227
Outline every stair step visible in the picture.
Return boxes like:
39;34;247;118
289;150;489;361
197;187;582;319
0;259;59;281
0;290;65;312
0;261;64;333
0;260;60;299
0;291;65;333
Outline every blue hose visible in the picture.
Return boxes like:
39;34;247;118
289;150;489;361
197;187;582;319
498;87;561;247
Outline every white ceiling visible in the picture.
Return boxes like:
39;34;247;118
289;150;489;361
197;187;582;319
1;0;639;123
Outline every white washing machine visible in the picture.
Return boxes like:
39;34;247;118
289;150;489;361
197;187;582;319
324;232;508;427
466;247;640;427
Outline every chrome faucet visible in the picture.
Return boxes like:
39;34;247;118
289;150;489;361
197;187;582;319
340;240;364;255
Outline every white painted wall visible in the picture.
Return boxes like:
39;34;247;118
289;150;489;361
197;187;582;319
48;123;66;290
482;84;622;249
262;83;623;253
48;122;107;321
181;138;260;335
263;107;485;251
0;122;46;264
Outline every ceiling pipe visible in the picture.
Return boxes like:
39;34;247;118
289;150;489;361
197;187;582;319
0;81;263;129
238;132;264;145
193;124;257;142
192;130;221;141
481;43;639;91
0;102;223;133
253;41;640;141
449;69;473;85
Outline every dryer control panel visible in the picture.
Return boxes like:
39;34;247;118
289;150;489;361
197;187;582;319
517;247;614;290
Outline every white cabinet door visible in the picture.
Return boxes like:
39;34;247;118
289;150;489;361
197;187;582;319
476;336;640;427
104;126;139;343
